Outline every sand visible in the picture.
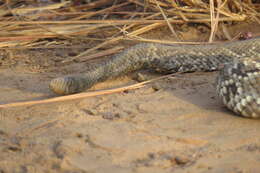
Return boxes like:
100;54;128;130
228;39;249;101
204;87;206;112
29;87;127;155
0;24;260;173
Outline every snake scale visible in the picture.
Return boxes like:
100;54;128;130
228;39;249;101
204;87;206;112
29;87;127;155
50;37;260;118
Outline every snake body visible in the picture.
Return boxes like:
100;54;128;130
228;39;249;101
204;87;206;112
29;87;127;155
50;37;260;118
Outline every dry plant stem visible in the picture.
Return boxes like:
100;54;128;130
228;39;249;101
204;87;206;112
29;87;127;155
130;0;158;12
0;16;247;26
154;0;180;40
78;46;124;62
0;46;96;50
85;12;163;57
170;2;209;13
148;0;169;7
72;0;114;11
0;24;107;47
113;12;162;38
28;20;73;40
209;0;219;42
11;1;69;16
122;38;207;44
171;0;247;21
0;35;51;41
176;11;189;21
61;12;162;62
41;11;154;16
0;19;186;25
72;1;131;20
62;22;164;63
0;1;257;52
0;84;144;108
242;3;260;24
0;74;176;108
221;23;232;40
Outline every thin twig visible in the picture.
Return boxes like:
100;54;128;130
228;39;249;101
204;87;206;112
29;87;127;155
62;22;164;63
0;74;176;108
154;0;180;40
78;46;124;62
209;0;221;42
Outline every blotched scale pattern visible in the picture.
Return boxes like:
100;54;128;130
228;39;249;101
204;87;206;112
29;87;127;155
49;37;260;118
217;58;260;118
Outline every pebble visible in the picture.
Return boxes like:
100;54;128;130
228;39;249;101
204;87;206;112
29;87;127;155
134;73;148;82
174;155;190;165
82;109;99;116
151;83;162;91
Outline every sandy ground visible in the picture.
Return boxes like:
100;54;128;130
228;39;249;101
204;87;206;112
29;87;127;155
0;24;260;173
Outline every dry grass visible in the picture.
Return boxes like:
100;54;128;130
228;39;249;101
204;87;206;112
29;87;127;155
0;0;258;61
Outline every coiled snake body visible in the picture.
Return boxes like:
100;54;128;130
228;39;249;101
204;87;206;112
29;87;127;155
50;37;260;118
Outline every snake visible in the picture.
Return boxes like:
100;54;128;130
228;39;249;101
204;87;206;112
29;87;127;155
49;37;260;118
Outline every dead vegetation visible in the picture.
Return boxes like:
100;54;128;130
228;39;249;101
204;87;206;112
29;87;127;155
0;0;259;62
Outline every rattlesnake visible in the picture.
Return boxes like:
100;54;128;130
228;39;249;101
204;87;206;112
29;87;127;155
50;37;260;118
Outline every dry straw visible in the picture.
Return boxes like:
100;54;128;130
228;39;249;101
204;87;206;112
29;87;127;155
0;0;258;51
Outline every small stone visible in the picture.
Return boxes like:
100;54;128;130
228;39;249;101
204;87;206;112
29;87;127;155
53;141;68;159
123;89;136;94
151;83;162;91
174;155;190;165
6;146;22;152
134;73;148;82
82;109;98;116
75;133;83;138
148;153;156;159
